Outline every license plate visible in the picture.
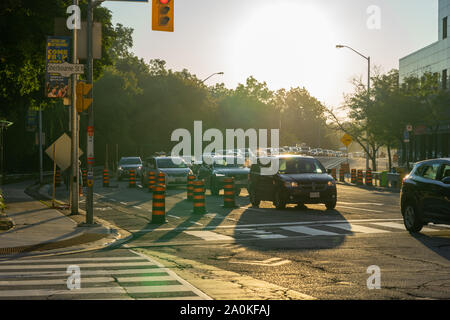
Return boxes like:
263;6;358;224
310;192;320;198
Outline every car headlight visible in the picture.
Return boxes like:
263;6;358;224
284;181;298;188
118;166;123;171
188;169;193;175
215;173;225;177
328;180;336;187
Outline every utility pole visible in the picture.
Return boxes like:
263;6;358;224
70;0;79;215
366;56;371;171
39;105;43;184
86;0;95;225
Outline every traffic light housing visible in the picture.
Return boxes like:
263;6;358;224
76;82;93;112
152;0;174;32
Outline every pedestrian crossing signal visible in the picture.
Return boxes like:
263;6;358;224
152;0;174;32
76;82;93;112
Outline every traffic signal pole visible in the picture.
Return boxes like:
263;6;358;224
86;0;95;224
71;0;79;215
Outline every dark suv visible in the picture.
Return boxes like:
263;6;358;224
248;155;337;210
400;158;450;232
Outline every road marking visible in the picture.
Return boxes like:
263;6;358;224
168;215;181;219
120;202;128;205
0;268;167;277
0;262;156;270
0;276;175;286
281;226;339;236
129;218;404;233
336;205;384;213
229;257;291;267
109;198;117;202
338;201;384;206
254;234;287;239
191;221;203;226
0;257;150;263
133;206;142;210
183;231;234;241
325;223;390;234
371;222;438;232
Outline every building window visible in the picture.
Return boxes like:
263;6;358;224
444;17;448;39
443;69;447;89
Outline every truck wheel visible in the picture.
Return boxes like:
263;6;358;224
249;188;260;207
210;180;220;196
273;190;286;210
325;200;336;210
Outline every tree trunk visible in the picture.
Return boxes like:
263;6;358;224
387;144;392;172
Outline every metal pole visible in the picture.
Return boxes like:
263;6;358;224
366;57;370;171
86;0;94;224
39;106;43;184
71;0;79;215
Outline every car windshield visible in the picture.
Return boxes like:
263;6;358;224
213;159;244;168
157;158;187;168
119;158;141;165
278;158;325;174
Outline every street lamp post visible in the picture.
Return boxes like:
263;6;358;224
336;44;371;171
201;72;224;84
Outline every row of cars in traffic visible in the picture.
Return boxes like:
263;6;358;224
115;153;450;234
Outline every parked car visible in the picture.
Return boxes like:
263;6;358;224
117;157;143;180
248;155;337;210
141;156;193;186
197;156;250;195
400;158;450;232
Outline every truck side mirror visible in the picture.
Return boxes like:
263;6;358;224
442;176;450;185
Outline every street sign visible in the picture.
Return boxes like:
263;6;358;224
47;62;85;77
403;130;410;143
406;124;413;132
340;134;353;147
45;133;83;171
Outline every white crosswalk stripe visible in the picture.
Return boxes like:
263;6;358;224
0;251;210;300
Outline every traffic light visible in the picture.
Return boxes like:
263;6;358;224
76;82;93;112
152;0;174;32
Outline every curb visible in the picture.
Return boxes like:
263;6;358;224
0;182;134;257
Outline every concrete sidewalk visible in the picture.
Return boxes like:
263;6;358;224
0;181;124;256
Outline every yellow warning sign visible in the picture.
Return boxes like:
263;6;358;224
340;134;353;147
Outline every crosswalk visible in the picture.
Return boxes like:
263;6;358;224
168;220;449;243
0;251;210;300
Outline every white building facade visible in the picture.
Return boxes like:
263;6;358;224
400;0;450;87
398;0;450;162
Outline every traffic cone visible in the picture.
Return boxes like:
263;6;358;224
357;170;363;185
193;179;207;214
187;174;195;201
151;184;166;224
223;177;237;208
128;169;136;188
351;169;356;184
148;171;156;192
366;168;373;186
103;168;109;187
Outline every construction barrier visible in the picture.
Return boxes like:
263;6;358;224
339;167;345;182
357;170;364;185
55;169;61;187
331;168;337;180
151;184;166;224
351;169;357;184
193;179;206;214
157;172;166;187
128;169;136;188
148;171;156;192
82;169;87;186
187;174;195;201
366;168;373;186
103;169;109;187
223;177;237;208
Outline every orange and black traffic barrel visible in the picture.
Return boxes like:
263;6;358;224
193;179;206;214
148;171;156;192
128;169;136;188
151;184;166;224
55;169;61;187
357;170;363;185
366;168;373;186
157;172;166;187
331;168;337;180
103;168;109;187
82;169;87;186
187;174;195;201
351;169;356;184
339;166;345;182
223;177;237;208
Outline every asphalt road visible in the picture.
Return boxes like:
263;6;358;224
64;173;450;300
4;170;449;300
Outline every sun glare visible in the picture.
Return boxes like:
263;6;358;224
231;2;339;103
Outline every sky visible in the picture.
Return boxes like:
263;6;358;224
103;0;438;110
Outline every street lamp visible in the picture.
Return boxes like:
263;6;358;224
336;44;371;171
201;72;224;84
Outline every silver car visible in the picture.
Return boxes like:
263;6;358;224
142;156;193;186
